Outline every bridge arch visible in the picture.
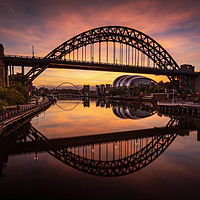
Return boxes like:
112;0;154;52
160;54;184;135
51;82;82;111
52;81;82;95
24;26;192;93
46;26;178;72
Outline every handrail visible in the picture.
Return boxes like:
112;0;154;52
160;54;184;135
4;54;44;59
0;97;51;123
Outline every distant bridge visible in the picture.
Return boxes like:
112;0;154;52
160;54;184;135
1;26;200;93
51;81;83;96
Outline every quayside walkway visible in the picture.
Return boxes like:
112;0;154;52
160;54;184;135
157;100;200;117
0;97;52;139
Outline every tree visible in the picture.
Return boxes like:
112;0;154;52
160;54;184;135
0;81;30;108
7;82;30;103
0;87;25;105
0;99;7;110
158;80;164;87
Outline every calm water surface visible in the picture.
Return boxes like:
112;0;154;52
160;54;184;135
0;99;199;200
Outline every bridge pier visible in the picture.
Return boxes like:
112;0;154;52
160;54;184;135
194;73;200;93
0;44;9;87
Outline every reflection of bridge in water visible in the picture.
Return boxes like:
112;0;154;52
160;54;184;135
56;100;80;111
1;115;199;178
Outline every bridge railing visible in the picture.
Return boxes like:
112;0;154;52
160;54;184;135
5;54;45;60
0;104;36;122
4;54;162;68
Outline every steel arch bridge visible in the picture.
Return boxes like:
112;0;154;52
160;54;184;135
20;26;193;93
52;81;82;95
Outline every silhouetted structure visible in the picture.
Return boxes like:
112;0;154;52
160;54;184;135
2;26;199;94
82;85;90;96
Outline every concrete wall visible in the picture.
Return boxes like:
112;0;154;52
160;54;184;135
0;44;8;87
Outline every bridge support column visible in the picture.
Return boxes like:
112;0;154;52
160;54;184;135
0;44;9;87
194;73;200;93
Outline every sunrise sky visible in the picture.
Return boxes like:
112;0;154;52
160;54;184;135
0;0;200;88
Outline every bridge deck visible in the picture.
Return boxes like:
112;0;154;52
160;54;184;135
4;55;198;76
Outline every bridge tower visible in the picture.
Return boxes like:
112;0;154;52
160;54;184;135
181;64;200;93
0;44;9;87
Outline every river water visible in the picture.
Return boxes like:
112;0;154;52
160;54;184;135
0;99;199;200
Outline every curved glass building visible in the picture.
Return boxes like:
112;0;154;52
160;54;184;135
113;75;156;87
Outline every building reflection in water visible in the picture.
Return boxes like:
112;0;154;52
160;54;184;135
112;106;155;119
88;98;156;119
57;98;155;120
